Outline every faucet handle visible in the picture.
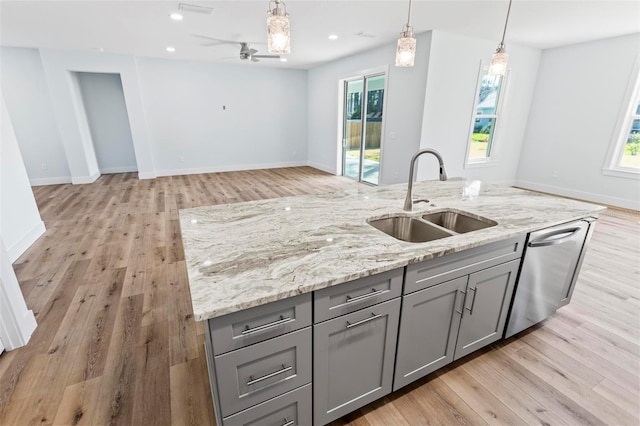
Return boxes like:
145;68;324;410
414;198;430;204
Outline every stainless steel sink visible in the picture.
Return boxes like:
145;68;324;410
367;216;454;243
422;209;497;233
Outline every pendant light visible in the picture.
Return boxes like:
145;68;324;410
395;0;416;67
488;0;513;76
267;0;291;54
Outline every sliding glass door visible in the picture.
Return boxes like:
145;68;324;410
342;73;385;185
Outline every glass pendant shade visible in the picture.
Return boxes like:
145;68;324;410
488;46;509;76
395;32;416;67
267;1;290;54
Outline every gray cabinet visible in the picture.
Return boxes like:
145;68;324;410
313;298;401;425
454;260;519;360
395;257;521;389
393;276;468;390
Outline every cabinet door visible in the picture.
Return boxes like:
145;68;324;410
313;298;400;426
454;260;519;360
393;276;468;390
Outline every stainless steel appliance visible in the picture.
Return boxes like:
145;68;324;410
504;217;597;338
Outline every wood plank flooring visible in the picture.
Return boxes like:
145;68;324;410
1;167;638;425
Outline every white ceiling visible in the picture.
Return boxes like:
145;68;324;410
1;1;639;69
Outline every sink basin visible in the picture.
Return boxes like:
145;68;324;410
367;216;454;243
422;209;497;233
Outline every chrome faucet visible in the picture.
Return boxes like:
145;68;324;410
403;148;448;211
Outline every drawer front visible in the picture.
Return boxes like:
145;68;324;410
314;268;403;323
222;384;311;426
214;327;312;417
405;235;525;294
209;293;312;355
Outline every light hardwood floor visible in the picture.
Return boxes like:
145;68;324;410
1;167;638;425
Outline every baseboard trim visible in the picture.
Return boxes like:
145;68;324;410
99;166;138;174
515;180;640;211
306;161;337;175
138;171;157;180
6;220;46;263
30;176;72;186
154;161;308;177
71;171;100;185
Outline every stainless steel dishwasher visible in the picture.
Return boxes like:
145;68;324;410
504;217;597;338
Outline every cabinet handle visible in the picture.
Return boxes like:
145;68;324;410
466;287;477;315
345;288;389;304
246;364;292;386
281;419;295;426
242;315;293;335
455;289;466;315
346;312;382;329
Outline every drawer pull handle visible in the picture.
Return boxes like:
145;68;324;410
346;288;389;304
346;312;382;329
466;287;477;315
242;315;293;335
455;289;466;315
246;364;293;386
281;418;295;426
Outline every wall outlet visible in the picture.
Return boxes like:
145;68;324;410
552;170;559;178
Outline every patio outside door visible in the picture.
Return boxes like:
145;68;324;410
342;73;385;185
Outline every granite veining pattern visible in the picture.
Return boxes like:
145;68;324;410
179;180;605;320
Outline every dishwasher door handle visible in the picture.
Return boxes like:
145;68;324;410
528;227;582;248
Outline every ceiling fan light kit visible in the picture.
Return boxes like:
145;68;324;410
395;0;416;67
267;0;291;54
489;0;513;76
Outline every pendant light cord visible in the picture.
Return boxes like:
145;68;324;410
407;0;413;26
499;0;513;47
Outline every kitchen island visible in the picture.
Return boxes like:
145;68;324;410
179;179;605;426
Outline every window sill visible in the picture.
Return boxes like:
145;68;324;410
464;160;498;169
602;167;640;179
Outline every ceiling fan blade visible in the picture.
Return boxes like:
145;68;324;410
191;34;240;45
249;48;258;55
251;57;260;62
252;55;281;59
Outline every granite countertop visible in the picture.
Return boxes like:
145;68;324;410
179;179;605;321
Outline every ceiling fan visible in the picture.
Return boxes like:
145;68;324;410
239;42;280;62
192;35;281;62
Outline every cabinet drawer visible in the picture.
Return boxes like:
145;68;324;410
209;293;312;355
214;327;312;418
405;235;525;294
222;384;311;426
314;268;403;323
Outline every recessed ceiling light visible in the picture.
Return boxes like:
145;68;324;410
280;57;288;62
328;34;338;40
166;46;176;52
170;12;183;20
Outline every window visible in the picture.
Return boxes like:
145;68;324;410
603;64;640;178
465;66;507;166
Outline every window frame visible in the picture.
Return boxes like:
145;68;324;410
603;57;640;179
464;62;510;169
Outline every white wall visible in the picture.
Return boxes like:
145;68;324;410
135;57;308;175
76;72;138;173
0;236;37;351
516;33;640;210
38;48;156;182
417;30;541;183
307;32;432;184
0;96;46;262
0;47;71;185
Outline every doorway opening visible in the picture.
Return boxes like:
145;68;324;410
75;72;138;174
341;73;386;185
